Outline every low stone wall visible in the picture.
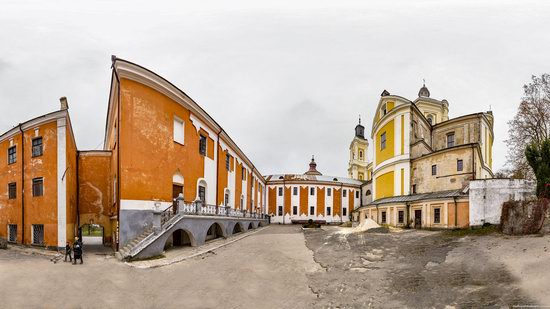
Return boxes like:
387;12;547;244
501;199;549;235
469;179;536;227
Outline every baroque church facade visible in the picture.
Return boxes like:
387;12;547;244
350;84;494;229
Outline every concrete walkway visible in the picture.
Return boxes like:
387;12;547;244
0;225;319;309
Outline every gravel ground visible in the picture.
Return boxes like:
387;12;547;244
304;226;542;308
1;225;549;308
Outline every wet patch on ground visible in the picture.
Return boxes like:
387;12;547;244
304;227;533;308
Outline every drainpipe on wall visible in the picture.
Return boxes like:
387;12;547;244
76;151;80;229
112;56;122;252
18;124;24;245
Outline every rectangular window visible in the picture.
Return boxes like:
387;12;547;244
242;167;246;180
434;208;441;224
8;146;16;164
199;135;207;155
224;193;229;206
292;206;298;215
278;206;283;216
343;208;347;216
309;206;315;215
380;132;386;150
343;189;347;198
278;187;283;196
8;224;17;243
326;207;331;215
8;182;16;199
447;133;455;148
32;178;43;197
457;159;463;172
381;211;387;223
198;186;206;204
327;188;332;196
32;137;43;157
412;184;417;194
32;224;44;245
355;191;359;198
173;117;184;144
310;187;315;195
225;154;230;171
431;165;437;176
293;187;298;195
398;210;404;223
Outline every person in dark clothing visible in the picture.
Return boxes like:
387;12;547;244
72;237;83;265
64;241;72;262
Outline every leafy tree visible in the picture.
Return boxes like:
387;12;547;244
525;139;550;198
506;74;550;178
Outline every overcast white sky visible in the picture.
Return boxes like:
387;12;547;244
1;0;549;177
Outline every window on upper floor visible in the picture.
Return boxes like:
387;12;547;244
199;135;207;156
355;191;359;198
32;137;43;157
427;114;434;125
432;165;437;176
380;132;387;150
343;189;347;198
8;146;16;164
359;173;364;180
293;187;298;195
447;133;455;148
327;188;332;196
225;154;230;171
310;187;315;195
457;159;464;172
173;117;184;144
412;184;417;194
381;103;387;116
32;178;43;197
366;190;371;196
8;182;16;199
242;167;246;180
359;150;363;160
278;187;283;196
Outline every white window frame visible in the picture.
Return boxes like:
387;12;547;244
173;116;185;144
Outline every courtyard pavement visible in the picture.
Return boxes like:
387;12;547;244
1;225;549;308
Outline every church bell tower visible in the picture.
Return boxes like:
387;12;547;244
348;116;369;180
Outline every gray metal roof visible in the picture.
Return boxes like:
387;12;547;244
354;189;468;211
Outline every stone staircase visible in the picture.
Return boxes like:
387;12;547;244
115;227;154;260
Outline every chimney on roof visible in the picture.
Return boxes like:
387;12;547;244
60;97;69;110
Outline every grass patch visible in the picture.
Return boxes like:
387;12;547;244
340;221;352;228
443;225;499;237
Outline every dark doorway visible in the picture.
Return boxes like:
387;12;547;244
248;222;254;230
206;223;224;241
173;184;183;199
414;210;422;228
164;229;192;250
232;223;243;234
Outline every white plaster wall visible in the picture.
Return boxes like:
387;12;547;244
308;186;317;219
56;118;67;248
469;179;536;226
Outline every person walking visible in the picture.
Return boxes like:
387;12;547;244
64;241;72;262
72;237;83;265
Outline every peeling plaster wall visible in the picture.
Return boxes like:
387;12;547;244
78;151;112;243
469;179;536;226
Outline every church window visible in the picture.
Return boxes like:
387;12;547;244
359;150;363;160
427;114;433;125
432;165;437;176
447;133;455;148
381;103;387;116
380;132;386;150
457;159;463;171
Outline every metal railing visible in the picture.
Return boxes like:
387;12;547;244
161;199;269;227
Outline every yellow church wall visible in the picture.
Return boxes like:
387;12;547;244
375;171;394;199
375;119;395;165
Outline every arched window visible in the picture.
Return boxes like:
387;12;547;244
172;171;184;201
366;190;371;196
427;115;434;125
197;179;207;204
359;150;363;160
224;189;230;207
